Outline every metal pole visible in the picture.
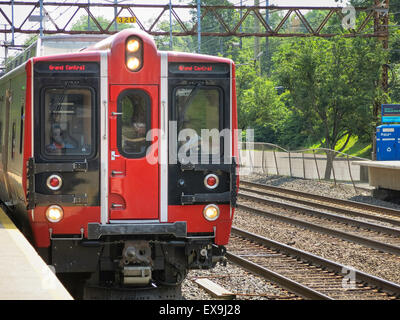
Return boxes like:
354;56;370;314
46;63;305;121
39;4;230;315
197;0;201;53
4;25;7;63
254;0;260;74
39;0;43;37
114;0;118;31
240;0;242;48
88;0;91;31
313;150;321;181
265;0;269;74
273;149;279;176
372;0;390;159
262;144;265;174
11;0;14;45
331;152;337;185
169;0;173;50
347;155;357;192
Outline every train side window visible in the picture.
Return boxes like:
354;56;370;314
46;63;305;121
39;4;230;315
117;90;151;158
19;105;24;154
0;121;2;153
11;122;16;159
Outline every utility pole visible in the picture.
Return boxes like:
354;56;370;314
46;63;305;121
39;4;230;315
39;0;43;37
114;0;118;31
169;0;173;50
3;25;8;63
239;0;242;49
372;0;390;160
254;0;260;75
11;0;14;45
265;0;269;75
197;0;201;53
88;0;91;31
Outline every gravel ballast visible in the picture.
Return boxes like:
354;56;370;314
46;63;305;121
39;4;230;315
182;262;297;300
182;175;400;300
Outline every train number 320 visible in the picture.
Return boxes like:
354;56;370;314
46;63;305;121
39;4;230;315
116;17;137;24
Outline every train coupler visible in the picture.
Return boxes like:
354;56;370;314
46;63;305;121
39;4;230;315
122;266;152;285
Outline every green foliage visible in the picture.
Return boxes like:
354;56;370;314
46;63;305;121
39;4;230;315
188;0;237;56
238;76;287;142
273;36;386;151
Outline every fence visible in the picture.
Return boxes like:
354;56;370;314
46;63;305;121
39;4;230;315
239;142;370;189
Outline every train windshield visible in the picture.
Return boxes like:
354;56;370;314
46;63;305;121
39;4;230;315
175;86;222;155
42;88;93;157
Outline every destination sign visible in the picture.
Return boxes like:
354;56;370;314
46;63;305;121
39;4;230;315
169;63;230;75
382;104;400;123
34;62;99;74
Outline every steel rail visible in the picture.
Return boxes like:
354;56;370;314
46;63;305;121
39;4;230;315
240;180;400;220
238;191;400;237
230;227;400;297
239;185;400;228
237;203;400;256
225;252;333;300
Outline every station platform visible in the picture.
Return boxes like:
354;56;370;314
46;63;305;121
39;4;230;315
0;208;72;300
352;161;400;191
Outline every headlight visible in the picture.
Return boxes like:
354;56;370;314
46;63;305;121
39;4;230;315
126;39;140;53
46;205;64;223
125;36;143;72
127;57;140;71
203;204;220;221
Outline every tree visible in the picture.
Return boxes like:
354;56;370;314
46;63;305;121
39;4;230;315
238;76;287;141
154;20;195;52
189;0;237;56
274;37;386;178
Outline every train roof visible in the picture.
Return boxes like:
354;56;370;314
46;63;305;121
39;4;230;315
2;30;234;78
3;34;108;75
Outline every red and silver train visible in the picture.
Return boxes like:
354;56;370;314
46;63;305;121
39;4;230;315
0;29;238;299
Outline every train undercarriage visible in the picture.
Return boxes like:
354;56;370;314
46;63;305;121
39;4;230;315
43;236;226;299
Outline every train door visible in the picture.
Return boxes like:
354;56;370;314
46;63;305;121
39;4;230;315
108;85;159;221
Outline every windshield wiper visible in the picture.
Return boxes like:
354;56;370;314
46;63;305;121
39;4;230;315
179;83;202;128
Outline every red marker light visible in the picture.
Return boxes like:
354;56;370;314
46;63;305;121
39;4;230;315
204;174;219;190
47;174;63;191
50;177;60;188
207;176;217;187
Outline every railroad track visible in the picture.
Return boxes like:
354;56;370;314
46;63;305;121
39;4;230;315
227;227;400;300
186;272;299;300
240;180;400;226
238;181;400;256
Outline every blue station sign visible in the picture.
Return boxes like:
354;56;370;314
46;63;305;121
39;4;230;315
382;104;400;123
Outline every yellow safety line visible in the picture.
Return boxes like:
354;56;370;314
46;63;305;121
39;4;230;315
0;210;17;229
0;209;72;300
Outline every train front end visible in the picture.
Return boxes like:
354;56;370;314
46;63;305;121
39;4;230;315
28;29;238;298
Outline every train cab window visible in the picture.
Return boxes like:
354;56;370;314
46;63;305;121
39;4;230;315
117;90;150;158
174;86;222;155
42;88;94;157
